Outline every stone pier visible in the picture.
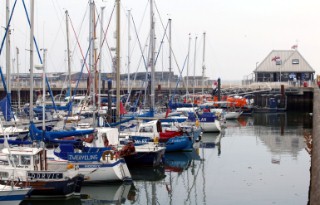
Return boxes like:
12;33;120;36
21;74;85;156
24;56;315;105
311;86;320;204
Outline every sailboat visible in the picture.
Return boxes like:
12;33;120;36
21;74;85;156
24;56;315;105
45;1;132;183
48;125;132;183
0;1;31;140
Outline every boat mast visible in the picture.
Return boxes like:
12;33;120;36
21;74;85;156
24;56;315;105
16;47;21;112
150;0;155;113
127;9;131;97
193;36;197;103
41;49;47;132
6;0;11;99
168;18;172;98
29;0;35;121
201;32;206;94
89;0;96;127
186;33;191;96
65;10;72;101
89;0;96;128
98;6;105;113
116;0;121;120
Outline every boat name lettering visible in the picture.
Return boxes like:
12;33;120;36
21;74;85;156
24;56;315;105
200;118;207;122
68;153;100;162
134;139;149;144
27;172;63;180
171;139;185;143
84;164;101;168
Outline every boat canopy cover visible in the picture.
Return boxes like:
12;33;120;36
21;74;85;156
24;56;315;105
29;122;95;141
188;112;216;122
168;101;195;109
0;96;13;121
0;138;32;145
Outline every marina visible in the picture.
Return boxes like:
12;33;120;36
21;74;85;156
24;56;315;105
0;0;319;204
18;112;311;205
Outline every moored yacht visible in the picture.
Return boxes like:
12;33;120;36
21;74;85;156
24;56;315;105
0;146;83;198
47;126;132;183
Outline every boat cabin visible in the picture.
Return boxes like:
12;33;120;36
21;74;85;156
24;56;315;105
1;147;47;171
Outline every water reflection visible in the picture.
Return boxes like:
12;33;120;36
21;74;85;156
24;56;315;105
164;149;201;173
200;132;223;156
20;197;81;205
81;183;135;205
131;149;204;205
130;166;166;181
253;113;310;160
20;183;135;205
253;112;312;129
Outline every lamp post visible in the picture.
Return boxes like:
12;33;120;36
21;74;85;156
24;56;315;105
279;67;281;83
35;48;47;133
255;62;259;82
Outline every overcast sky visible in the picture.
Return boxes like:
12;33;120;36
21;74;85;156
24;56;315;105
1;0;320;81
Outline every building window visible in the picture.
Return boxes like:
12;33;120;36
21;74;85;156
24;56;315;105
292;59;299;64
276;59;282;65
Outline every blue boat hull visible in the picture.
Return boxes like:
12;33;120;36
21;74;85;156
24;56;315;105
124;149;165;167
164;136;193;152
5;175;84;198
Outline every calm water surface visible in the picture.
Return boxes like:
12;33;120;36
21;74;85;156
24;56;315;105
20;112;311;205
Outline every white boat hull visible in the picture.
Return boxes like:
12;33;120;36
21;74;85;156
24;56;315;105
200;120;221;132
0;186;30;205
48;157;131;183
77;159;131;182
224;111;242;120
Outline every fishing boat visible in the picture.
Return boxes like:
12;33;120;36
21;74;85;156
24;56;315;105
0;146;84;198
0;184;31;205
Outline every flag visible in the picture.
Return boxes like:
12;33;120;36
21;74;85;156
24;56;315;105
271;56;280;61
119;102;127;115
291;45;298;49
212;80;218;89
165;108;171;118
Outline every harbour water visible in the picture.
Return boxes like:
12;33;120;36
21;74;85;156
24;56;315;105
20;112;311;205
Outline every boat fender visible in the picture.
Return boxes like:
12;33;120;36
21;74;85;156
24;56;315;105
195;120;200;127
102;150;114;161
67;163;74;170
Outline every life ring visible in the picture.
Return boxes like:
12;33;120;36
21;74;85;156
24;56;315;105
102;150;114;161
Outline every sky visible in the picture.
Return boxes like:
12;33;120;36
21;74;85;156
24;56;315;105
0;0;320;81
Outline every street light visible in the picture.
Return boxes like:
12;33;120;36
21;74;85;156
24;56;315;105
35;48;47;133
255;62;259;82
